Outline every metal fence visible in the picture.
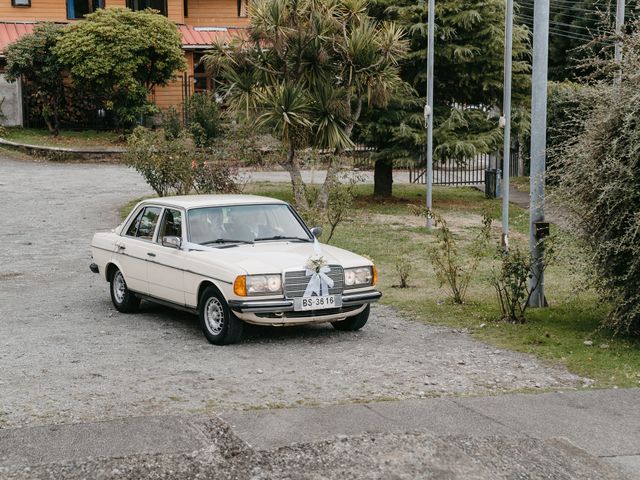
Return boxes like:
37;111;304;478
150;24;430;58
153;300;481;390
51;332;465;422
408;149;521;186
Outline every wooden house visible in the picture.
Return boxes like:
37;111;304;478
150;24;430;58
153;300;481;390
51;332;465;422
0;0;248;125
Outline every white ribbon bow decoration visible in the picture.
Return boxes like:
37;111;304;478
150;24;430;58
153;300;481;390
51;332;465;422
304;265;334;297
303;239;334;297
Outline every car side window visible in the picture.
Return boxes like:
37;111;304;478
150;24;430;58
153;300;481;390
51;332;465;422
125;208;145;237
158;208;182;242
136;207;161;240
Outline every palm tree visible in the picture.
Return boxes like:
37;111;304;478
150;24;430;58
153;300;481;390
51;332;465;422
204;0;409;211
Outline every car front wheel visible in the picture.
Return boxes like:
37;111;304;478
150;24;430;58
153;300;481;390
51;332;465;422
110;268;140;313
199;286;244;345
331;304;370;331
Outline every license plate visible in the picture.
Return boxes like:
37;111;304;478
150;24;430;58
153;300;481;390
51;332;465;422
294;295;342;311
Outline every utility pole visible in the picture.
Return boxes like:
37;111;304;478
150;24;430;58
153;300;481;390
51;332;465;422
614;0;625;83
501;0;514;250
424;0;435;229
528;0;549;308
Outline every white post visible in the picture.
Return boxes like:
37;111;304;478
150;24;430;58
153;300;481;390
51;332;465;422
425;0;435;228
528;0;549;308
614;0;625;83
501;0;514;250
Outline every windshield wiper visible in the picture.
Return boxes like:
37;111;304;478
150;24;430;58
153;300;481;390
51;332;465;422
254;235;312;242
201;238;255;245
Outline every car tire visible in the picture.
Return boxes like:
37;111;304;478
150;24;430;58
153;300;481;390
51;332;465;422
110;268;140;313
331;304;370;331
199;286;244;345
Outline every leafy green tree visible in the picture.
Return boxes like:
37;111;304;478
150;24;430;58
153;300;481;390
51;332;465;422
361;0;531;197
205;0;408;210
54;8;186;128
4;23;66;135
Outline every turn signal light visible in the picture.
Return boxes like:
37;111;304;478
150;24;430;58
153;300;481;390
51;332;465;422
234;275;247;296
372;265;378;287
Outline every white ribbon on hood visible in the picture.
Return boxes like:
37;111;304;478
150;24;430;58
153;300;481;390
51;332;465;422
303;239;334;297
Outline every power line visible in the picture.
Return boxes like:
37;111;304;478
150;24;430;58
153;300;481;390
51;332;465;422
545;0;610;10
517;12;599;32
518;0;604;16
517;14;600;39
524;14;599;31
517;17;608;41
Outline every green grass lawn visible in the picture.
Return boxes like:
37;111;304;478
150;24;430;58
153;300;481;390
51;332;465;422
122;183;640;388
1;127;125;148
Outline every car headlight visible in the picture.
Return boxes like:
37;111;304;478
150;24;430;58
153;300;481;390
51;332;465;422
344;266;375;288
234;274;282;296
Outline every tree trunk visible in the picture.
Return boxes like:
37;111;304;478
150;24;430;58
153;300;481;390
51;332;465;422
374;158;393;197
52;100;60;137
282;143;308;210
318;97;363;209
318;154;342;210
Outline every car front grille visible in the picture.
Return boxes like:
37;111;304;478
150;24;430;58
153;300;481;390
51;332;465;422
284;265;344;299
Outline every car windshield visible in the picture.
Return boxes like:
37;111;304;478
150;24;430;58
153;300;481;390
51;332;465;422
187;204;311;245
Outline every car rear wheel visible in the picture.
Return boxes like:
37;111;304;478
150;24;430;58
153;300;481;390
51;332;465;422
199;286;244;345
110;268;140;313
331;304;370;331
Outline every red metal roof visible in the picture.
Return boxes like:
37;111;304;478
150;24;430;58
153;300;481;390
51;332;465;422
0;22;35;55
178;24;240;48
0;22;243;55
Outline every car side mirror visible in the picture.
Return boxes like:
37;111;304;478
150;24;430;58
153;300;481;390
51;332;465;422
162;236;182;249
310;227;322;239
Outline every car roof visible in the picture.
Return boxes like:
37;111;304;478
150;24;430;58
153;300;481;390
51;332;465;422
140;194;288;210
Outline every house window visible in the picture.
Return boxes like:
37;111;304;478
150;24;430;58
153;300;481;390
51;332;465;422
193;52;213;93
183;0;188;17
237;0;248;17
11;0;31;7
67;0;103;19
127;0;168;16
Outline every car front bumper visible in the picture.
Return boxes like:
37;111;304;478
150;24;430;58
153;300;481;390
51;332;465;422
228;290;382;326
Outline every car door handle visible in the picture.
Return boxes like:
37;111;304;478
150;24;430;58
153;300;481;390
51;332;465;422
147;252;156;257
116;243;125;251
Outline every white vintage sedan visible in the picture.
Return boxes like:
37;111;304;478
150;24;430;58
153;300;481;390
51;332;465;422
90;195;381;344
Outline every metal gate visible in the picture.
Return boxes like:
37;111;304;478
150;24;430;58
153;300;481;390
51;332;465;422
408;149;521;186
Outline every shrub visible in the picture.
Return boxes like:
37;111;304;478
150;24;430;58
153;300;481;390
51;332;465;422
325;177;358;243
192;159;243;194
162;106;183;140
556;26;640;336
412;207;492;304
124;127;195;197
492;242;554;323
394;255;413;288
185;93;221;147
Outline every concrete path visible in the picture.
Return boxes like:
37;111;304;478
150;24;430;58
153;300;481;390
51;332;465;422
1;389;638;478
0;417;208;467
506;186;572;229
220;388;640;476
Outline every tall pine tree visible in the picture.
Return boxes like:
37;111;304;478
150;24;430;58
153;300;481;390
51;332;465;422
360;0;530;197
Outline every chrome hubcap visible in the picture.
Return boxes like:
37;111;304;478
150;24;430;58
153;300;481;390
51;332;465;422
113;271;126;304
205;297;225;335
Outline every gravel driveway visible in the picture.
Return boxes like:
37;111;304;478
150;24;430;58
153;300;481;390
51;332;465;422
0;155;582;429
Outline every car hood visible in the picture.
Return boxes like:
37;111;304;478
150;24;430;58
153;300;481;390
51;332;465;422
187;241;371;275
